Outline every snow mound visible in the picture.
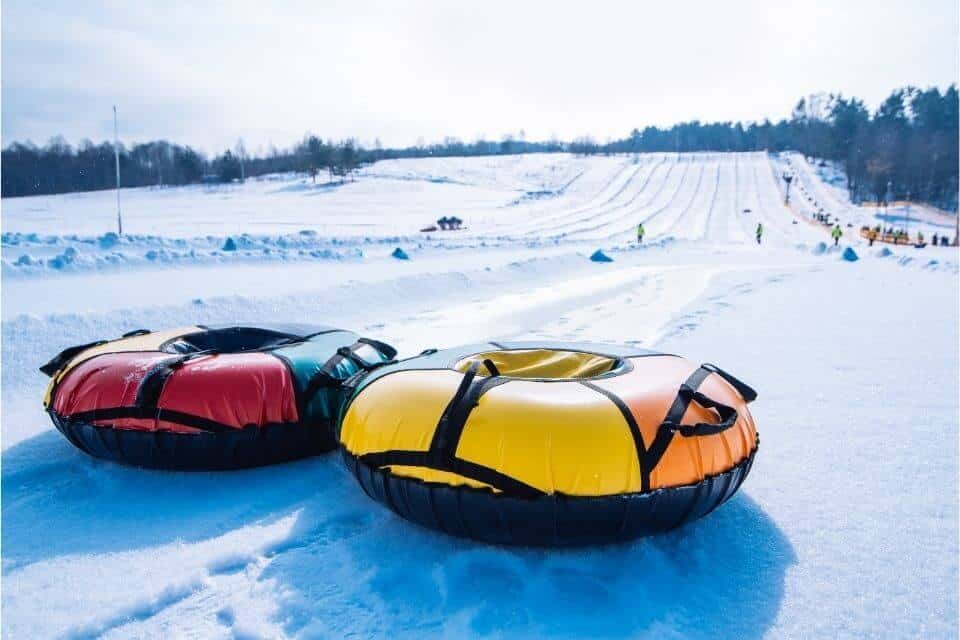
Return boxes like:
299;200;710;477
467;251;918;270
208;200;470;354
98;232;120;249
876;247;895;258
589;249;613;262
391;247;410;260
841;247;859;262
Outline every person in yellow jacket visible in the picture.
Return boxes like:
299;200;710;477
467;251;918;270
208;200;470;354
636;222;645;244
832;224;843;246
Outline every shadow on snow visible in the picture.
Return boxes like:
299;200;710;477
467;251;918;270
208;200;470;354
3;427;795;639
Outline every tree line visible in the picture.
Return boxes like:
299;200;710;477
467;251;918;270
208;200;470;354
599;86;958;210
2;85;956;210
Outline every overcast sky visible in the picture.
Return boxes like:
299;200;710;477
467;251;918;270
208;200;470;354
2;0;957;154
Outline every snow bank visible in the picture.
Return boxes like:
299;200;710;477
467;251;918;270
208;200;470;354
1;231;385;277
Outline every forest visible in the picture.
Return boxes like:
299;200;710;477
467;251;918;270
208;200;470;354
2;85;956;210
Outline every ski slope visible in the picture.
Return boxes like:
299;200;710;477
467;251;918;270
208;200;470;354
2;152;834;280
2;152;957;639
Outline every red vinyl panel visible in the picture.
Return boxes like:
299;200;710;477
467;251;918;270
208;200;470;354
157;353;298;430
51;352;299;434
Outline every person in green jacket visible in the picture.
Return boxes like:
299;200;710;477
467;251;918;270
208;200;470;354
832;224;843;246
755;223;763;245
636;222;645;244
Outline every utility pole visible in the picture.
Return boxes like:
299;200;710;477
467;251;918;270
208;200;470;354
783;172;794;204
235;138;247;183
904;191;910;236
113;105;123;235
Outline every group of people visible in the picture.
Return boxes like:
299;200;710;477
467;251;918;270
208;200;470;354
861;224;955;247
436;216;463;230
864;225;909;246
633;211;955;249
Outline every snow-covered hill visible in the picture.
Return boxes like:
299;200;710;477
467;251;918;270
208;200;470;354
2;152;957;638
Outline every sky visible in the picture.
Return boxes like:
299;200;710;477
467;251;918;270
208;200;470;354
2;0;958;155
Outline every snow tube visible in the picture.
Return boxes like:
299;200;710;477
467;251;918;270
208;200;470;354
339;342;759;545
42;324;396;470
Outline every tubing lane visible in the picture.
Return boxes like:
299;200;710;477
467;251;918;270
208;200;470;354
537;155;668;236
725;153;749;244
734;153;763;242
516;157;648;235
654;155;716;241
646;156;707;241
562;153;687;240
501;157;637;236
752;155;801;240
707;154;737;242
558;154;671;232
699;155;725;241
559;158;677;236
596;153;695;241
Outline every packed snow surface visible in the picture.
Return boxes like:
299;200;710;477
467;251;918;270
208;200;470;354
2;152;957;638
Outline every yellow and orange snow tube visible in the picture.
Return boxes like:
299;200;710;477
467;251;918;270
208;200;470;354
339;341;759;545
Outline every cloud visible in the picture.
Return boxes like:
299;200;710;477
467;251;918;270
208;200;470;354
2;0;957;153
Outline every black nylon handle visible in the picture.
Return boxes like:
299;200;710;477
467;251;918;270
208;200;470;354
663;385;739;437
357;338;398;360
702;363;758;403
39;340;108;377
337;341;398;371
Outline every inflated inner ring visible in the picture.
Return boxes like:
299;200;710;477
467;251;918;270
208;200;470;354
453;349;624;380
162;327;304;354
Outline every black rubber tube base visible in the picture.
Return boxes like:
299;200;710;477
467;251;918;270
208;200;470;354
342;439;758;546
50;412;337;470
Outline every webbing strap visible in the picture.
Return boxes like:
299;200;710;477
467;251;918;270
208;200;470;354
364;359;531;496
336;340;397;372
356;338;398;360
643;365;740;477
302;339;399;408
39;340;108;377
135;351;214;408
702;363;757;403
429;360;483;461
665;385;739;436
58;406;234;433
357;449;543;498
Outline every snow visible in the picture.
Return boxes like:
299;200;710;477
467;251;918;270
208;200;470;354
2;151;957;638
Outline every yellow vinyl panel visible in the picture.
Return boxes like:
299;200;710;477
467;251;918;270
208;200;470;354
340;369;463;454
454;349;616;380
43;326;202;407
455;380;640;496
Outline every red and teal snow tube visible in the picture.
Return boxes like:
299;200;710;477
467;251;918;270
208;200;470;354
41;324;396;470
